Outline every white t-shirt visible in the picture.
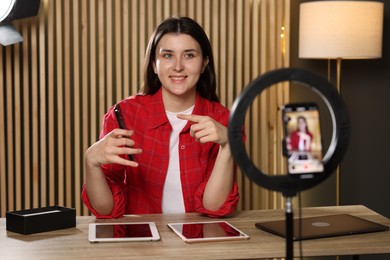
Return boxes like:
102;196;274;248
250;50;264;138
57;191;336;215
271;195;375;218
162;106;194;213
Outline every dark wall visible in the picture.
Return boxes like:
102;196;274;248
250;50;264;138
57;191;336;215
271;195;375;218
290;0;390;218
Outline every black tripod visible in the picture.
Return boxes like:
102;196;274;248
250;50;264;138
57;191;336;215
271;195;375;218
285;196;294;260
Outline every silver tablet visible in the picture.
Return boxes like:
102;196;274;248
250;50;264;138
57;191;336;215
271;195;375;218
88;222;160;243
167;221;250;243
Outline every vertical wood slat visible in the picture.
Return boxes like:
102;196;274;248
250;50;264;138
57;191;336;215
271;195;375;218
13;26;22;211
106;0;113;108
47;0;55;207
268;0;278;209
220;1;227;105
122;0;130;99
0;47;5;215
55;0;64;206
89;0;97;147
73;0;81;214
98;0;105;128
31;9;39;210
234;0;244;211
260;0;268;201
0;0;289;217
0;44;6;215
130;0;138;95
21;24;31;209
5;47;14;212
81;0;89;216
241;0;251;211
115;1;123;101
227;0;235;108
64;0;72;209
39;2;47;208
139;2;146;85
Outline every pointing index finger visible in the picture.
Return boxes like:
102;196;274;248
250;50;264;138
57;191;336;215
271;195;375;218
177;114;203;123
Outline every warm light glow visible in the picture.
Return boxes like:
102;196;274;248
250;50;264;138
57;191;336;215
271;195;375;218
299;1;384;59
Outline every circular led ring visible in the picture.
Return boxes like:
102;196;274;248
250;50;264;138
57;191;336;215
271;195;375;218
228;68;350;196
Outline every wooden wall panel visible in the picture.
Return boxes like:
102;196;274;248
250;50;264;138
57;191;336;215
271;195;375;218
0;0;290;217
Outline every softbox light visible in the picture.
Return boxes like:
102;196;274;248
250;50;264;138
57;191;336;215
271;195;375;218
0;0;41;46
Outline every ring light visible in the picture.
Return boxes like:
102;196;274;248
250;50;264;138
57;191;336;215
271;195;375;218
228;68;350;197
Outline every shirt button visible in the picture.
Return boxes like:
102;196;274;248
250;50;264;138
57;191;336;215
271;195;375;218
180;145;185;150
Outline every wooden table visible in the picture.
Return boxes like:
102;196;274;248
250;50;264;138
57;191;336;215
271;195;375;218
1;205;389;259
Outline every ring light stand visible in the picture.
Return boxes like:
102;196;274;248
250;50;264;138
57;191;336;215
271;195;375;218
228;68;350;259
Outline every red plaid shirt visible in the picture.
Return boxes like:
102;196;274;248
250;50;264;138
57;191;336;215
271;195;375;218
82;88;239;218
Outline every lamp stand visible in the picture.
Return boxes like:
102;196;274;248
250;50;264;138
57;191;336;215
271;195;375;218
328;58;342;206
336;58;342;93
336;57;342;206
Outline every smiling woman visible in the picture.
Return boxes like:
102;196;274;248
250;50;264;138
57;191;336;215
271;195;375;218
83;17;239;218
82;16;240;219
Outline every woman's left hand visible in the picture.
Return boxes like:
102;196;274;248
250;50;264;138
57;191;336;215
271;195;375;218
177;114;228;146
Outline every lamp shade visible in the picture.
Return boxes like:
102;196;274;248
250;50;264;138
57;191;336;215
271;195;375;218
299;1;384;59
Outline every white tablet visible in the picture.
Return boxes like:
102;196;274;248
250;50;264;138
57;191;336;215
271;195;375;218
88;222;160;243
167;221;250;243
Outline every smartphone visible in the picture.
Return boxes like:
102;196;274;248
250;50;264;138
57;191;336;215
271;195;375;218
282;103;324;176
113;104;134;161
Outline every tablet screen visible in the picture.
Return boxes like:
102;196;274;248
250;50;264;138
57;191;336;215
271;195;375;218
167;221;249;243
89;222;160;242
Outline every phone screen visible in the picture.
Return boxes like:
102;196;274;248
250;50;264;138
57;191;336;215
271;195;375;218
282;103;324;175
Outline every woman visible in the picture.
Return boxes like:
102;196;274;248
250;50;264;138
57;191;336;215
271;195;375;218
287;116;313;151
82;16;239;219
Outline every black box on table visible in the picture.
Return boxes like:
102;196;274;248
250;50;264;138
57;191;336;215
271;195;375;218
6;206;76;235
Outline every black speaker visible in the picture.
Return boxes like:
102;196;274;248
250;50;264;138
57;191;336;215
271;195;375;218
9;0;41;21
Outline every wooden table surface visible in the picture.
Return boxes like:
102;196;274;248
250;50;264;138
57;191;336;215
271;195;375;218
1;205;389;259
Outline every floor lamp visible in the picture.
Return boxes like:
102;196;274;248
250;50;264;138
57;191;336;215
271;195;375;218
298;1;384;205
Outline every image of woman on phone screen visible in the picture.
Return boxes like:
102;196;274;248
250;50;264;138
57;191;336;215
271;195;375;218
287;115;313;152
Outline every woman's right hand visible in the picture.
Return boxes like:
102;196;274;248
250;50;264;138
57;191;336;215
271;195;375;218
85;129;142;168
